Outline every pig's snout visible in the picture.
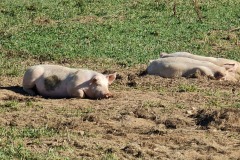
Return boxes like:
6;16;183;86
104;93;113;98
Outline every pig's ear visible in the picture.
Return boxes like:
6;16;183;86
106;72;117;84
223;63;237;72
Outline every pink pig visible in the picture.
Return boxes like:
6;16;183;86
147;57;235;80
22;65;117;99
160;52;240;77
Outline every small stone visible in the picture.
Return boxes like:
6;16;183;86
186;110;193;114
79;130;84;136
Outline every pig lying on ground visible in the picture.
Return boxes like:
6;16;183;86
160;52;240;76
23;65;117;99
147;57;236;81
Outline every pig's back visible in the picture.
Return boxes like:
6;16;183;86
34;65;78;98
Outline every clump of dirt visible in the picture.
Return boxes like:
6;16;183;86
133;107;158;121
191;108;240;131
106;127;126;137
114;72;138;87
164;118;188;129
82;113;99;122
121;143;143;158
142;126;167;135
33;16;56;26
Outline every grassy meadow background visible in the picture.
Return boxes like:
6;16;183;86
0;0;240;76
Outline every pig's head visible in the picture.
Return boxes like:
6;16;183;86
218;63;238;81
223;63;238;72
85;73;117;99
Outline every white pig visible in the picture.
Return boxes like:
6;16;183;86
22;65;117;99
160;52;240;75
147;57;235;80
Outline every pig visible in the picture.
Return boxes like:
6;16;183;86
160;52;240;77
146;57;236;80
22;64;117;99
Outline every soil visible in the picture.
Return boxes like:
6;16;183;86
0;62;240;160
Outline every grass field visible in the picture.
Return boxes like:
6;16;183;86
1;0;240;76
0;0;240;159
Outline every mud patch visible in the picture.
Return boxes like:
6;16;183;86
191;108;240;131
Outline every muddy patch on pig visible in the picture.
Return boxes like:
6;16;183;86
44;75;62;91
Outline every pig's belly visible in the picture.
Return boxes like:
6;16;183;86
35;78;70;98
157;62;188;78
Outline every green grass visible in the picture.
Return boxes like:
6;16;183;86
0;99;37;112
0;126;57;140
101;153;119;160
142;100;165;108
203;89;239;108
0;100;19;112
177;83;198;92
0;126;66;160
54;105;94;118
233;102;240;108
0;53;23;76
0;0;240;76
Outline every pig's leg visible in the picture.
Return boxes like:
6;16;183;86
183;66;214;79
196;66;222;79
22;66;43;96
70;89;85;98
66;74;86;98
196;67;213;78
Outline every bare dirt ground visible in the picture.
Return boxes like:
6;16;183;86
0;62;240;160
